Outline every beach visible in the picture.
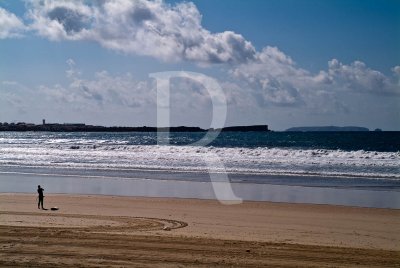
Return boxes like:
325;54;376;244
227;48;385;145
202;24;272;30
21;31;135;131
1;193;399;267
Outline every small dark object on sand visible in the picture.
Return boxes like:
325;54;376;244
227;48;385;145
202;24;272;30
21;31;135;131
51;207;59;211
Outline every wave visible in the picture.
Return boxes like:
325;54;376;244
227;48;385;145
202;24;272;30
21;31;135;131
0;141;399;179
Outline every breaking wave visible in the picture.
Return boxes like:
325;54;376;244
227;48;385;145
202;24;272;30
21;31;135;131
0;133;398;180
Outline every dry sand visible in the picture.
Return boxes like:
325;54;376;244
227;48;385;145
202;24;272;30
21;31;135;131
0;193;399;267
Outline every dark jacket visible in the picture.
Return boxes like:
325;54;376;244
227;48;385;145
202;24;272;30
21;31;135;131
38;187;44;198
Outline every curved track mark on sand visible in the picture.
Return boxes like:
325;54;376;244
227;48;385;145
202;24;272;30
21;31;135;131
0;211;187;231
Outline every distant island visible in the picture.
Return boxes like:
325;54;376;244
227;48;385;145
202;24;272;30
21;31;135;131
0;120;269;132
285;126;370;132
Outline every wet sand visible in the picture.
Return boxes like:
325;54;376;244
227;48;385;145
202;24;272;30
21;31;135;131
0;193;399;267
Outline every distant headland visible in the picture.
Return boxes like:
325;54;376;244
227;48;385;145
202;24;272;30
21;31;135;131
285;126;370;132
0;120;269;132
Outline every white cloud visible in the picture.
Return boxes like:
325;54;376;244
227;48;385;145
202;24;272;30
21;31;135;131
325;59;399;95
26;0;256;64
393;66;400;87
393;66;400;77
42;60;215;113
232;46;316;106
0;7;25;38
65;58;81;78
227;47;400;115
27;0;93;41
230;46;400;111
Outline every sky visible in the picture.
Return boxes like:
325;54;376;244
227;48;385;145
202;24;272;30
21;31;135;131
0;0;399;130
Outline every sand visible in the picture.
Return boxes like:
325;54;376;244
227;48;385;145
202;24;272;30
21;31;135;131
0;193;399;267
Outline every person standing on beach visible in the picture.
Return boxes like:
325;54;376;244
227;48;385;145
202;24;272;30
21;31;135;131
37;185;45;209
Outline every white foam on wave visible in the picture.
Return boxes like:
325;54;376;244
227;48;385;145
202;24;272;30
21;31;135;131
0;139;399;179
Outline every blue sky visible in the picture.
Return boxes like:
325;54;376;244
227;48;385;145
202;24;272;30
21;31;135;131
0;0;399;130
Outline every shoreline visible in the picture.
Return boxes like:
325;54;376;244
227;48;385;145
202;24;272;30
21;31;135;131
2;169;400;189
2;191;400;210
2;172;400;209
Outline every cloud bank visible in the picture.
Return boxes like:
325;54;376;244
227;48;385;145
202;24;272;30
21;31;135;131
231;46;400;109
41;58;155;109
26;0;256;64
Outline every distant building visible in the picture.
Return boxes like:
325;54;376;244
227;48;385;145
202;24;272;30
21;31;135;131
42;119;45;125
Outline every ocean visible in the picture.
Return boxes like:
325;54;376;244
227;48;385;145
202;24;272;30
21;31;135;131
1;131;399;207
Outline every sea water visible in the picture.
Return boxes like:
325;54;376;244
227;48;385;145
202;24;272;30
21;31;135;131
0;131;399;207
